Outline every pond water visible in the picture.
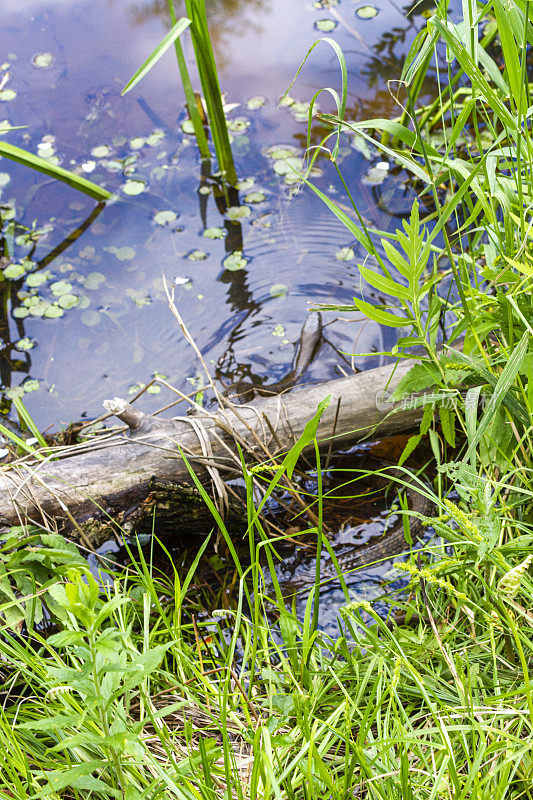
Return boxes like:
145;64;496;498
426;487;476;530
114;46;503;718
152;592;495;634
0;0;440;428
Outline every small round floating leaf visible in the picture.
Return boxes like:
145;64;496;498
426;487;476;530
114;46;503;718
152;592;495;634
154;210;177;226
267;146;297;159
227;117;250;133
15;337;34;351
44;304;64;318
84;271;106;290
58;293;79;309
77;295;90;309
0;173;11;188
245;192;266;204
3;263;27;279
356;5;379;17
145;130;165;146
181;119;195;134
147;384;162;394
236;177;254;191
186;249;208;262
224;252;248;271
0;90;17;102
269;283;288;297
23;379;39;392
81;310;100;326
50;280;72;296
13;307;29;318
315;18;337;31
91;144;111;158
247;96;265;110
32;52;54;69
129;137;145;150
335;246;355;261
203;227;226;239
227;205;251;221
273;157;302;176
122;179;146;196
363;165;388;185
174;276;191;285
105;245;136;261
81;161;96;173
28;302;47;316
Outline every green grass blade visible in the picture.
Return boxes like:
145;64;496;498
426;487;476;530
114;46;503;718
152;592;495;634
10;396;48;449
122;16;192;95
0;141;110;201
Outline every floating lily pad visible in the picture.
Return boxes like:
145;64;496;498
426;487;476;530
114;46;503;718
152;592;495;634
186;249;208;262
227;205;251;221
58;293;79;309
26;271;51;287
81;310;100;326
91;144;111;158
32;52;54;69
335;246;355;261
44;304;65;318
269;283;288;297
3;262;27;279
77;295;91;309
0;90;17;102
247;96;265;110
236;177;254;192
28;301;48;316
50;280;73;296
154;210;178;226
12;307;29;319
23;379;39;392
104;245;136;261
198;185;211;195
315;18;337;31
129;137;145;150
0;173;11;188
122;179;146;196
356;4;379;17
174;276;191;286
81;161;96;173
147;384;162;394
203;227;226;239
223;252;248;271
145;129;165;146
245;192;266;204
181;119;195;134
267;145;298;159
15;337;34;351
227;117;250;133
363;164;388;185
83;271;106;290
273;157;302;177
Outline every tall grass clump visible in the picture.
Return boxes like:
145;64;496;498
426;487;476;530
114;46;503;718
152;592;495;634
122;0;237;185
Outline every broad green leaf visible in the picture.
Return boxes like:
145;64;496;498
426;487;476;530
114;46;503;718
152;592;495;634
352;297;412;327
359;264;410;299
282;396;331;478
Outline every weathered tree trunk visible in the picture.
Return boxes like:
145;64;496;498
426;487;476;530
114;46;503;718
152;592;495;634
0;359;421;527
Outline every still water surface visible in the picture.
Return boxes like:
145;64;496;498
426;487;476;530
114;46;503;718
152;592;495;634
0;0;436;427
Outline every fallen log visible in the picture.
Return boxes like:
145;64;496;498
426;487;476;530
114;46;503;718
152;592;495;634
0;358;423;528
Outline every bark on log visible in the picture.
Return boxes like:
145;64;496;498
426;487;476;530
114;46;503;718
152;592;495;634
0;359;422;527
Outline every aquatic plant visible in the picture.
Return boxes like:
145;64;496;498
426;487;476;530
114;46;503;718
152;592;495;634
122;0;238;185
0;125;109;201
